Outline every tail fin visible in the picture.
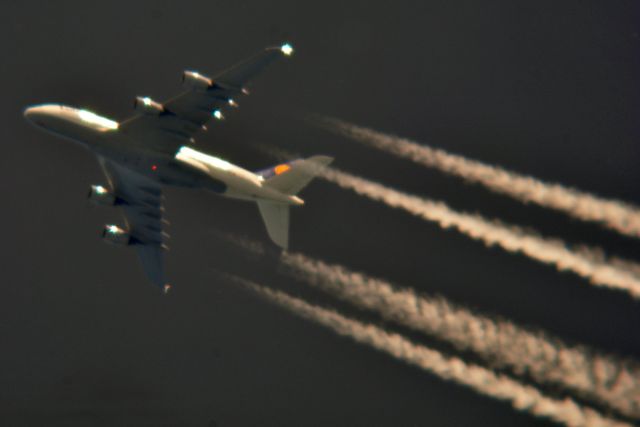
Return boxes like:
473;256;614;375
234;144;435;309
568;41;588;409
255;155;333;249
257;155;334;195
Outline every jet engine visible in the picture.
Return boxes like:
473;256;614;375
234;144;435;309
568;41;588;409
88;185;116;206
182;70;212;90
102;224;131;245
134;96;164;115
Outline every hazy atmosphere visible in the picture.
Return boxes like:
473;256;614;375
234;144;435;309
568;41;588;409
2;1;640;426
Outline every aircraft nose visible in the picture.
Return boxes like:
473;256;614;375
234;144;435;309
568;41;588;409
24;105;50;122
23;106;35;120
24;104;61;129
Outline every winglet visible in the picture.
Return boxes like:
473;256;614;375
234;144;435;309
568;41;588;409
280;43;294;56
163;284;172;294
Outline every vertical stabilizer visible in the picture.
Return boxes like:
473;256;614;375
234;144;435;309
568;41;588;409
257;155;334;195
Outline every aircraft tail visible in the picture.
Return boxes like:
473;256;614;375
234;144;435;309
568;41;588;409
256;155;333;249
257;155;334;195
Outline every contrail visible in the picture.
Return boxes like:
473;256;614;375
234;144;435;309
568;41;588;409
231;276;631;427
318;117;640;239
321;167;640;299
261;145;640;284
279;252;640;419
211;229;640;417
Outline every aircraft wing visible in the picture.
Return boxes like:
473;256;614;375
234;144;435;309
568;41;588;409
99;157;170;292
119;44;293;155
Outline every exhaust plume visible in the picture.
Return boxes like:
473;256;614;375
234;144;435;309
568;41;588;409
233;276;631;427
280;252;640;418
320;167;640;299
319;117;640;239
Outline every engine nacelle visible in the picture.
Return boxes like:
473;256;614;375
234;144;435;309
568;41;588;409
134;96;164;115
88;185;116;206
102;224;131;245
182;70;213;91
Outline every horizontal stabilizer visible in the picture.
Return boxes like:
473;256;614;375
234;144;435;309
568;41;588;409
257;201;289;249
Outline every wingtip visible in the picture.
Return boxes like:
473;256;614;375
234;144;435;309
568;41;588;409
268;43;294;56
280;43;294;56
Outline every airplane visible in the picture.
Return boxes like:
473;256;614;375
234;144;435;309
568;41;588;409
24;43;333;294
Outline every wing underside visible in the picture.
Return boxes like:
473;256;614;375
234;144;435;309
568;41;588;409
99;158;169;291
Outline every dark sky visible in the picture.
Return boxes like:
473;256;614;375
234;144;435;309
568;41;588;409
2;1;640;426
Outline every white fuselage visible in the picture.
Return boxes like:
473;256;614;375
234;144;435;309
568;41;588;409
23;104;302;205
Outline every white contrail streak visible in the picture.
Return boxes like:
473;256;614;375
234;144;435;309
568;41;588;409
320;167;640;299
216;229;640;417
319;117;640;239
233;277;631;427
280;252;640;419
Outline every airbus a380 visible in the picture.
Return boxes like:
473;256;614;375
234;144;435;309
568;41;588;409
24;43;332;293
